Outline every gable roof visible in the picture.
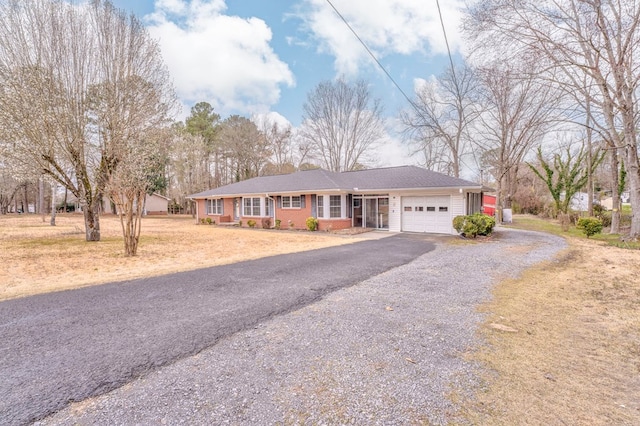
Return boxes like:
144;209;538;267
188;165;481;199
339;166;479;191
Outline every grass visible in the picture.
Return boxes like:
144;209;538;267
503;213;640;249
0;213;363;301
3;212;639;424
456;214;640;424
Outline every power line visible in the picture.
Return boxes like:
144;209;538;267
324;0;418;110
435;0;458;82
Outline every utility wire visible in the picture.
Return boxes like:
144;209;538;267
435;0;458;83
324;0;459;116
324;0;419;111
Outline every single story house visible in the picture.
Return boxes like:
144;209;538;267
188;165;486;235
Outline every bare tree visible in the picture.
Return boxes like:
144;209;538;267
402;64;479;177
0;0;176;245
167;126;211;213
465;0;640;237
300;78;384;172
475;65;559;221
106;130;169;256
0;165;21;214
260;119;295;175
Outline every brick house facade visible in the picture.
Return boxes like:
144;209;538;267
189;166;485;234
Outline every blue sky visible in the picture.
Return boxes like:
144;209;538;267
110;0;467;166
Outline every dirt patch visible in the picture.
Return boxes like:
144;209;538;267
0;214;360;301
458;236;640;425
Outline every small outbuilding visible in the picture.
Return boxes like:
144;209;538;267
143;193;171;215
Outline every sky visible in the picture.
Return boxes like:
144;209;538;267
110;0;468;167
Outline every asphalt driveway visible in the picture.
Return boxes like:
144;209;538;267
0;233;435;425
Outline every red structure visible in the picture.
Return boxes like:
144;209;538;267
482;194;496;216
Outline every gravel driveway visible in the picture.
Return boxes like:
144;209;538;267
2;233;434;425
36;227;566;425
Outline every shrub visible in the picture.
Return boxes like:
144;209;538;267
288;220;294;229
275;219;281;230
596;210;612;228
247;219;257;228
453;213;496;238
262;218;271;229
592;203;605;216
474;213;496;235
205;217;213;225
462;220;479;238
452;215;465;233
577;217;603;238
306;217;319;231
238;220;243;227
199;218;206;224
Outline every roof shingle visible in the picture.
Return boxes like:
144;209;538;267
188;165;481;198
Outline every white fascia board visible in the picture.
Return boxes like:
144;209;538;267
361;186;482;193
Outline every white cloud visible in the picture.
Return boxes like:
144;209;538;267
146;0;295;117
298;0;466;76
376;135;415;167
251;111;292;130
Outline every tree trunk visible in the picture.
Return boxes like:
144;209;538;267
622;104;640;238
23;183;28;214
50;182;56;226
626;147;640;238
609;150;620;234
495;170;506;223
116;190;144;257
39;177;45;222
83;201;101;241
586;111;594;217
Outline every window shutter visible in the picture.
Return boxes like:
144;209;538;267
311;194;317;217
220;199;224;215
277;196;281;208
347;194;353;218
300;194;306;208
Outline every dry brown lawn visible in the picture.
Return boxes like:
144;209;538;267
458;234;640;425
3;213;639;424
0;214;362;301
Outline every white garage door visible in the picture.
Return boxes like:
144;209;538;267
402;196;451;233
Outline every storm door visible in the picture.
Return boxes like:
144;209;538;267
365;198;378;228
353;196;389;229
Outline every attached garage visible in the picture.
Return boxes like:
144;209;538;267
191;166;484;235
401;196;452;234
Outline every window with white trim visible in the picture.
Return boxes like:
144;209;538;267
281;195;301;208
206;199;223;215
243;197;261;216
317;195;324;218
329;195;341;218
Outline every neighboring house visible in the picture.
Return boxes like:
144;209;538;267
188;165;486;235
567;191;588;212
601;196;631;211
72;193;170;215
144;193;170;215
